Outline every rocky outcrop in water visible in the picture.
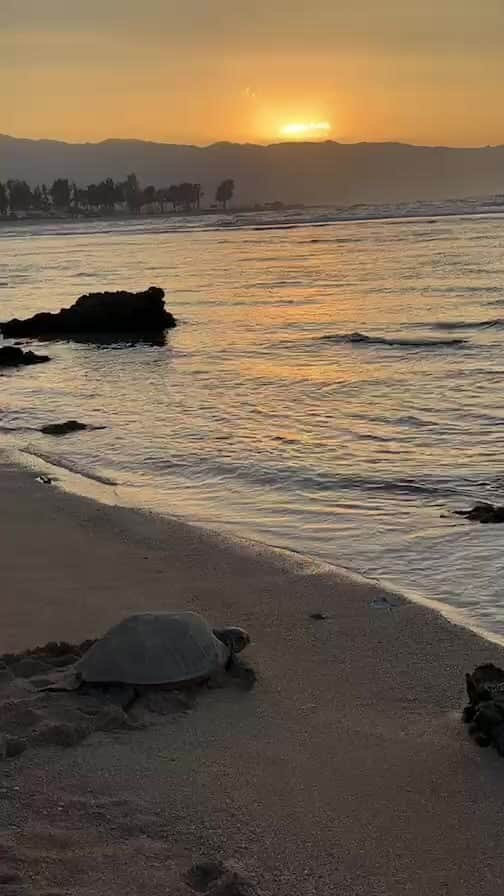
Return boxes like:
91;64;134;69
463;663;504;753
0;346;50;367
0;286;176;339
41;420;92;436
454;503;504;523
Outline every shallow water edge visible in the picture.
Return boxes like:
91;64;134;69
5;442;504;653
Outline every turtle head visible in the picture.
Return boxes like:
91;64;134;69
213;626;250;654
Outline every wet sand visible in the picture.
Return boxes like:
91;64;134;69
1;455;504;895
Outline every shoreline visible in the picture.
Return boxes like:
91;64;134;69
2;448;415;649
7;441;504;652
3;204;504;235
3;453;504;893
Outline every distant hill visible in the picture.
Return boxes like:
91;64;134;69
2;134;504;205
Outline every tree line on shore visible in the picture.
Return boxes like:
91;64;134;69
0;175;235;216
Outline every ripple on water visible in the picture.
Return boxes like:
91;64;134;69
3;209;504;638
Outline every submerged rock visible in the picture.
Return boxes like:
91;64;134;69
0;345;50;367
41;420;90;436
454;502;504;523
463;663;504;755
0;286;176;339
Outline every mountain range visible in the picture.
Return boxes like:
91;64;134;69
2;134;504;205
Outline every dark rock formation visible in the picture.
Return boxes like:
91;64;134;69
463;663;504;754
0;345;50;367
454;503;504;523
0;286;176;339
41;420;89;436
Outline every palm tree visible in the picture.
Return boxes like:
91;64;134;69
0;182;7;215
215;178;235;209
7;179;33;212
193;183;202;209
165;185;180;211
50;178;71;209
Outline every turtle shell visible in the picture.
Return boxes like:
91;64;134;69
76;612;230;686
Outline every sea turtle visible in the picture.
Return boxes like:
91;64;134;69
48;611;250;691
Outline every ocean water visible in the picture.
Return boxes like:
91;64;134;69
2;204;504;638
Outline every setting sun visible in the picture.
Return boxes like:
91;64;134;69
279;121;332;140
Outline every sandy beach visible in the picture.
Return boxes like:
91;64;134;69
2;454;504;896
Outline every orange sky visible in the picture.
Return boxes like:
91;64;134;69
1;0;504;146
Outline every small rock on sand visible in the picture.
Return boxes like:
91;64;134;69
185;860;227;891
184;861;261;895
464;663;504;756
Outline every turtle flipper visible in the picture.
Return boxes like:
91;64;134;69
37;670;82;692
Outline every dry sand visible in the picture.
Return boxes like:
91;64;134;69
1;455;504;895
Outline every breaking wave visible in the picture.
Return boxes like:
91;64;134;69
432;318;504;331
319;332;467;349
19;447;118;486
